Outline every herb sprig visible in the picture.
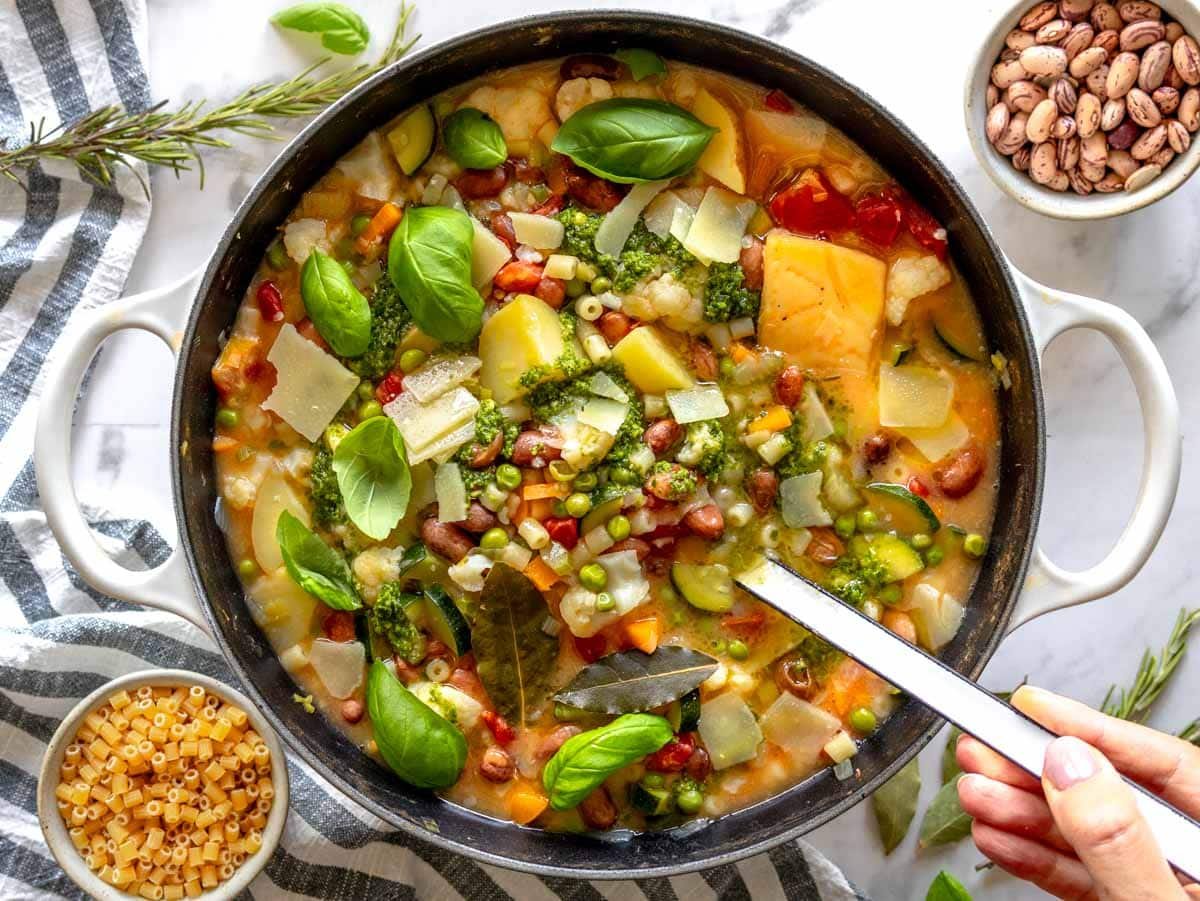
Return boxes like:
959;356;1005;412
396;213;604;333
0;3;418;193
1101;608;1200;722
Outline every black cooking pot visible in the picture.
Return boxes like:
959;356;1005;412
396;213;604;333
36;11;1180;879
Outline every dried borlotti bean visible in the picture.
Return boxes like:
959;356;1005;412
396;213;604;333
987;0;1199;194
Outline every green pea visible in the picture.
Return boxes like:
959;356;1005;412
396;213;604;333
925;546;945;567
595;591;615;612
719;357;735;379
552;500;568;518
565;492;592;518
480;527;509;550
495;464;522;491
579;563;607;592
856;509;879;532
675;787;704;815
642;773;664;789
834;513;856;540
609;465;637;486
350;213;372;236
879;584;903;606
237;558;259;579
358;400;383;421
849;706;877;734
266;241;289;271
590;276;612;294
910;532;933;550
606;514;631;542
727;639;749;660
573;471;598;492
215;408;239;429
963;533;987;558
565;278;587;299
399;348;427;373
710;639;727;654
356;381;376;400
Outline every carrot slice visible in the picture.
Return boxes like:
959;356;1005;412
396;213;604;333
508;785;549;825
354;202;403;254
211;436;240;453
747;405;793;434
625;617;660;654
523;556;561;592
523;482;569;501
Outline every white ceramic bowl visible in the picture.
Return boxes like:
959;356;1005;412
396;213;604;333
37;669;289;901
965;0;1200;218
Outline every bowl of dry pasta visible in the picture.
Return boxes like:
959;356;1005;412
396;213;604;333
36;670;289;900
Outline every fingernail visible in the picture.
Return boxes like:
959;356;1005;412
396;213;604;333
1044;736;1099;790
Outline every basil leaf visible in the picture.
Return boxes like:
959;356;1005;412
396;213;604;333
926;871;972;901
276;510;361;610
613;49;666;82
387;206;484;343
300;249;372;356
474;563;559;726
553;647;717;714
442;108;508;170
871;756;920;855
271;2;370;55
550;98;717;184
332;417;411;540
941;725;962;784
543;713;673;810
366;661;466;789
918;774;973;848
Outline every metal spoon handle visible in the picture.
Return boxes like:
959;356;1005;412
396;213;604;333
737;559;1200;881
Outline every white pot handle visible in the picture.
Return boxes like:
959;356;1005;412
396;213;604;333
34;270;213;638
1006;266;1181;633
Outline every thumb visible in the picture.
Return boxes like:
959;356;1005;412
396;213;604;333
1042;736;1185;901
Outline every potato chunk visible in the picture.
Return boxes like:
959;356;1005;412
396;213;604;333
757;233;886;376
478;294;566;403
610;325;694;394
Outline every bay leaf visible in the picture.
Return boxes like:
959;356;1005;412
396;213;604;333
553;647;718;714
474;563;558;726
871;756;921;855
941;725;963;784
926;871;972;901
918;774;973;849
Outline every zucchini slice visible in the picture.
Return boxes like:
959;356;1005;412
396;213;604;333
667;688;702;733
581;496;623;537
386;104;437;176
863;483;940;536
870;534;925;583
932;301;988;363
422;585;471;655
630;783;673;816
671;563;734;613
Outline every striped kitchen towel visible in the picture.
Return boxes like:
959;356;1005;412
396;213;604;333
0;2;865;898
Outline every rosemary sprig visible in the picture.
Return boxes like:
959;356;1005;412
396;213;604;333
1178;719;1199;746
1101;608;1200;722
0;3;419;193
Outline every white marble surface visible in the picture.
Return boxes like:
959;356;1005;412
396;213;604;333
69;0;1199;897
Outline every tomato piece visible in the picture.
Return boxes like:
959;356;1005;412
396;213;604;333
481;710;516;745
323;611;356;643
531;194;565;217
375;371;404;404
543;516;579;550
768;170;855;237
853;193;903;248
573;633;608;663
907;476;930;498
764;89;793;112
494;261;544;292
884;185;948;259
645;734;695;772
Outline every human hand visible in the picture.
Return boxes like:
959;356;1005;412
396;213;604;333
956;684;1200;900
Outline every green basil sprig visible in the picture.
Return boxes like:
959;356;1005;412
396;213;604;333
332;417;411;540
300;249;371;356
613;49;666;82
388;206;484;343
367;661;467;789
442;108;508;170
276;510;361;610
271;2;370;55
550;98;716;184
542;713;673;810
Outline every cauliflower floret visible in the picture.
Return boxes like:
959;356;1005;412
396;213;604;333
621;273;704;333
351;546;408;602
462;85;554;156
885;254;951;326
555;77;613;122
447;551;492;593
335;131;398;202
220;476;257;510
557;416;616;471
283;218;330;264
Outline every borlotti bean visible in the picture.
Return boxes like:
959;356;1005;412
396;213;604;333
986;0;1199;193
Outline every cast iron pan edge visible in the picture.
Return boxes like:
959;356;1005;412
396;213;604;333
171;11;1045;879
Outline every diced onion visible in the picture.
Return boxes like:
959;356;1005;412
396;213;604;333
422;173;448;205
832;758;855;781
509;212;565;249
594;180;671;257
435;462;468;523
584;525;616;556
728;316;755;340
666;385;729;423
823;730;858;765
439;185;466;212
705;323;732;351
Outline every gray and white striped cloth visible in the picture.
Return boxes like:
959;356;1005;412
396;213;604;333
0;2;865;897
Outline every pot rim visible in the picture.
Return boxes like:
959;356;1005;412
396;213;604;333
171;9;1043;879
